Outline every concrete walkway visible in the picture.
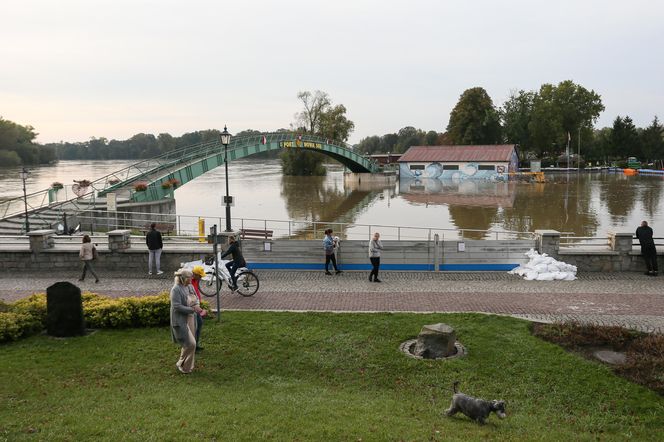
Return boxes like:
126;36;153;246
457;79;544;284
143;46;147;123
1;270;662;333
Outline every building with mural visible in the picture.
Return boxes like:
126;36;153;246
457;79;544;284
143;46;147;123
398;145;519;181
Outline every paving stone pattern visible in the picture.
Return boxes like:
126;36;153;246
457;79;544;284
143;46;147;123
1;270;662;333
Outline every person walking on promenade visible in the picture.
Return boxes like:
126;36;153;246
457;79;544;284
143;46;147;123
220;236;246;290
78;235;100;283
323;229;341;275
191;266;207;352
636;220;658;276
146;223;164;275
170;268;206;374
369;231;383;282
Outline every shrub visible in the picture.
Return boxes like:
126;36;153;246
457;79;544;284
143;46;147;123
84;297;134;328
12;294;47;325
161;181;173;189
108;178;120;185
51;182;64;190
1;292;212;343
0;312;43;342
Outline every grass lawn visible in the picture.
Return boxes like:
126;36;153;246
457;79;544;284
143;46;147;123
1;312;663;441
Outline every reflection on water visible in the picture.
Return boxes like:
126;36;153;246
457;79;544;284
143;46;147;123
1;159;664;238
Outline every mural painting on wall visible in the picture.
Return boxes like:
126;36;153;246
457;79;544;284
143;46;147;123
399;162;508;181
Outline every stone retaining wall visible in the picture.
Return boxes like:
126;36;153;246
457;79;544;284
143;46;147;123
0;230;659;273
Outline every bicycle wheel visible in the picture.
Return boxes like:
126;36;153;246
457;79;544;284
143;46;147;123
235;271;259;297
199;272;222;297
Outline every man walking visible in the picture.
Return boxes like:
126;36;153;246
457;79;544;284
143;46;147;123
146;223;164;275
636;220;658;276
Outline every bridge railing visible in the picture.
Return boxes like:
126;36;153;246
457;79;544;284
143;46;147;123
0;138;220;220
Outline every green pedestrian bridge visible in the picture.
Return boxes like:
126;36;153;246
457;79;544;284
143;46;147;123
0;133;380;233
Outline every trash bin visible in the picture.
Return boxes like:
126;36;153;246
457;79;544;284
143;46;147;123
46;282;85;337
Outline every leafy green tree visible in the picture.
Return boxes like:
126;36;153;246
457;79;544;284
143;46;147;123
585;127;612;164
395;126;425;153
319;104;355;143
0;117;56;165
610;116;640;159
356;135;381;154
640;116;664;162
157;133;176;153
446;87;502;144
501;90;535;149
0;150;22;166
282;90;355;176
425;130;439;145
294;90;331;134
529;81;604;158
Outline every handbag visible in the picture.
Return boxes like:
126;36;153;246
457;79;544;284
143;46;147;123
92;245;99;260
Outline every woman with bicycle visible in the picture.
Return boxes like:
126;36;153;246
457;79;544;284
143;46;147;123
220;236;246;291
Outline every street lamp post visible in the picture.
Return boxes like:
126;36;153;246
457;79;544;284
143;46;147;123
220;126;233;232
19;167;30;233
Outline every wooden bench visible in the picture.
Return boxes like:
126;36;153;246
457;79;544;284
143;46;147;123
142;223;175;235
240;228;273;240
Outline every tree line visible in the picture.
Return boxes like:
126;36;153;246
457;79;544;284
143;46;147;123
0;117;56;166
355;80;664;165
3;82;662;170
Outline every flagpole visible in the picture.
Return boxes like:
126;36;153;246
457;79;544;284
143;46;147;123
566;131;570;171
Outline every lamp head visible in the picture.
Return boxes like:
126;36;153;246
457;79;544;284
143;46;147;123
220;125;231;147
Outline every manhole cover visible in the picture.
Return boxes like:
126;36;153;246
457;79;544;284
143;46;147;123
399;339;466;360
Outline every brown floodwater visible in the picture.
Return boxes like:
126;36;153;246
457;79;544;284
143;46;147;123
1;159;662;240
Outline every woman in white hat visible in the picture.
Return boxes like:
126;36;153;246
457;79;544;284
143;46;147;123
170;268;206;373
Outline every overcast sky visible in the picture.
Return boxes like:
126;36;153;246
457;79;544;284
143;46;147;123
1;0;662;144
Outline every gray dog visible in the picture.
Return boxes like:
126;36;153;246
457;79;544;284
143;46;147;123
445;381;506;424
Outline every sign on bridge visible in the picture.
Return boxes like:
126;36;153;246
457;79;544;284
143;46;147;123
279;140;323;149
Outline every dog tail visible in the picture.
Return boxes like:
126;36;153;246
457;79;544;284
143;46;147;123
452;380;460;393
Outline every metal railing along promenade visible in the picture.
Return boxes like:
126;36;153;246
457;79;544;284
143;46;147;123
68;209;535;242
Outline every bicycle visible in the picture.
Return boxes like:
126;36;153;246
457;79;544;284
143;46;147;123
193;256;259;297
180;255;259;297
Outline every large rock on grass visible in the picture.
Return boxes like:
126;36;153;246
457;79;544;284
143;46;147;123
414;323;456;359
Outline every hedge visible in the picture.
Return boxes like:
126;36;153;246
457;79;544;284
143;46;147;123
1;293;211;343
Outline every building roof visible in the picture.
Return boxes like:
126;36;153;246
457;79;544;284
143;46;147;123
398;145;517;163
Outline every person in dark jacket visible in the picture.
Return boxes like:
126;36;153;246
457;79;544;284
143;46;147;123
220;236;246;290
146;223;164;275
636;220;658;276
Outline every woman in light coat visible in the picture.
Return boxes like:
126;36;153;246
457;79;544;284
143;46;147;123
369;232;383;282
170;268;206;374
78;235;100;283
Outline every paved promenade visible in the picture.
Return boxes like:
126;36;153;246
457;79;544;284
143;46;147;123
1;270;662;333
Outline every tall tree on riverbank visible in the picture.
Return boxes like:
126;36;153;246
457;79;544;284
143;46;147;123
446;87;502;145
640;116;664;163
281;90;355;176
528;81;604;157
610;116;640;159
501;90;535;150
0;117;55;166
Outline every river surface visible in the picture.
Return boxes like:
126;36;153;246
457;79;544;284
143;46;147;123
1;159;663;239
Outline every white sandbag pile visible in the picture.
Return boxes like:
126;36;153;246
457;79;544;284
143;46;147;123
508;248;577;281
